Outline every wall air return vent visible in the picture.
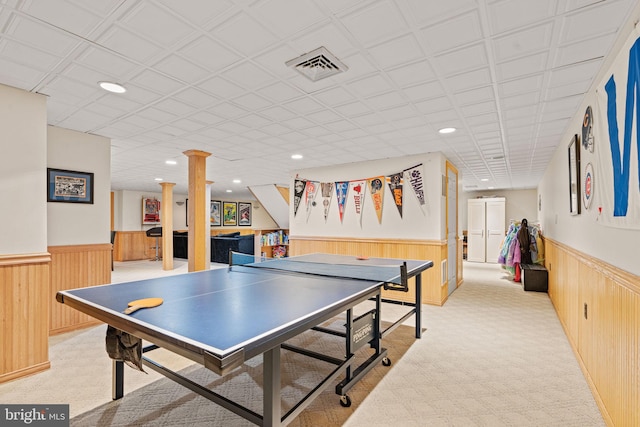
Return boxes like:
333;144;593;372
285;46;348;82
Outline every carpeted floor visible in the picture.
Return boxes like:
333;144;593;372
0;260;604;426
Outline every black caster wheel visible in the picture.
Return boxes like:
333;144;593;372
382;357;391;366
339;395;352;407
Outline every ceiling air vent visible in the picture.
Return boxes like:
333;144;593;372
285;46;348;82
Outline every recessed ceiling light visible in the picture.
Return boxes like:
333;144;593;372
438;127;456;134
291;154;303;159
98;81;126;93
154;178;163;181
488;186;495;189
226;189;232;193
233;179;241;184
480;178;489;182
165;160;177;165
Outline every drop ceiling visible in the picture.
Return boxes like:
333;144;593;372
0;0;636;198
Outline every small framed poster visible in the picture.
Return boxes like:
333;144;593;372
223;202;237;226
47;168;94;204
238;202;251;226
210;200;221;226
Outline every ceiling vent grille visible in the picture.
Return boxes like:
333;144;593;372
285;46;348;82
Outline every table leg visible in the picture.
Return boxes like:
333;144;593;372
415;274;422;338
112;360;124;400
263;346;281;427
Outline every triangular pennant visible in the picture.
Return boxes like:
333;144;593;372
305;181;319;222
320;182;334;222
350;180;366;227
404;164;426;211
386;173;403;218
335;181;349;223
293;179;307;217
368;177;384;224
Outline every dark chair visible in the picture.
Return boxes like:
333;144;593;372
146;227;162;261
111;230;117;271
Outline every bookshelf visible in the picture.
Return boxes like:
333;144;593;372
254;228;289;258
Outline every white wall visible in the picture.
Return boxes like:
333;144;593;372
460;189;538;232
0;84;48;255
539;4;640;276
47;126;111;245
291;153;445;240
113;189;277;231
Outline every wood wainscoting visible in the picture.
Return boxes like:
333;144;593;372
545;238;639;427
49;244;112;335
0;253;51;383
289;236;449;305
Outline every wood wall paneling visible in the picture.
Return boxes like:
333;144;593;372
289;236;447;305
0;254;51;383
545;238;639;427
48;244;111;335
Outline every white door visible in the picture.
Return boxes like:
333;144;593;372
467;199;486;262
485;199;506;263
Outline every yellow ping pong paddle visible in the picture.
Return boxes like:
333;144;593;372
123;297;163;315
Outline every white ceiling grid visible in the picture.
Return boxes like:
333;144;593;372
0;0;636;197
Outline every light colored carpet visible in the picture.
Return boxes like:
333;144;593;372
0;260;604;426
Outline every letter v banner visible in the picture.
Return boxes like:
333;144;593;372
595;32;640;229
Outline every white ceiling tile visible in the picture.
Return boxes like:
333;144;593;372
208;102;248;119
0;39;61;71
461;101;497;117
8;15;79;56
495;52;548;81
418;10;483;54
153;98;197;117
157;0;236;28
0;56;46;89
253;0;326;38
78;47;141;79
493;22;554;63
152;54;210;84
334;101;372;117
368;34;424;69
453;86;495;106
312;87;356;107
560;0;632;44
235;113;272;128
179;36;243;72
415;96;452;114
232;93;273;111
198;76;245;99
554;33;616;68
283;97;325;114
211;12;278;56
487;0;557;35
129;69;184;93
499;74;544;97
173;87;220;109
547;59;601;87
221;61;276;89
122;2;195;46
402;80;445;102
446;67;492;92
289;23;357;60
386;60;436;88
346;73;393;98
256;81;303;102
98;26;163;63
365;91;406;109
341;0;408;46
433;43;488;76
404;0;477;27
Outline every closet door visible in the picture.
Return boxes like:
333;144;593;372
467;199;486;262
485;199;505;263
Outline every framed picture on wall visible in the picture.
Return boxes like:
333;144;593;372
47;168;94;204
210;200;221;226
238;202;251;226
568;134;581;215
142;197;161;224
223;202;237;226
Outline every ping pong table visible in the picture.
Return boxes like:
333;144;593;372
56;253;433;426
